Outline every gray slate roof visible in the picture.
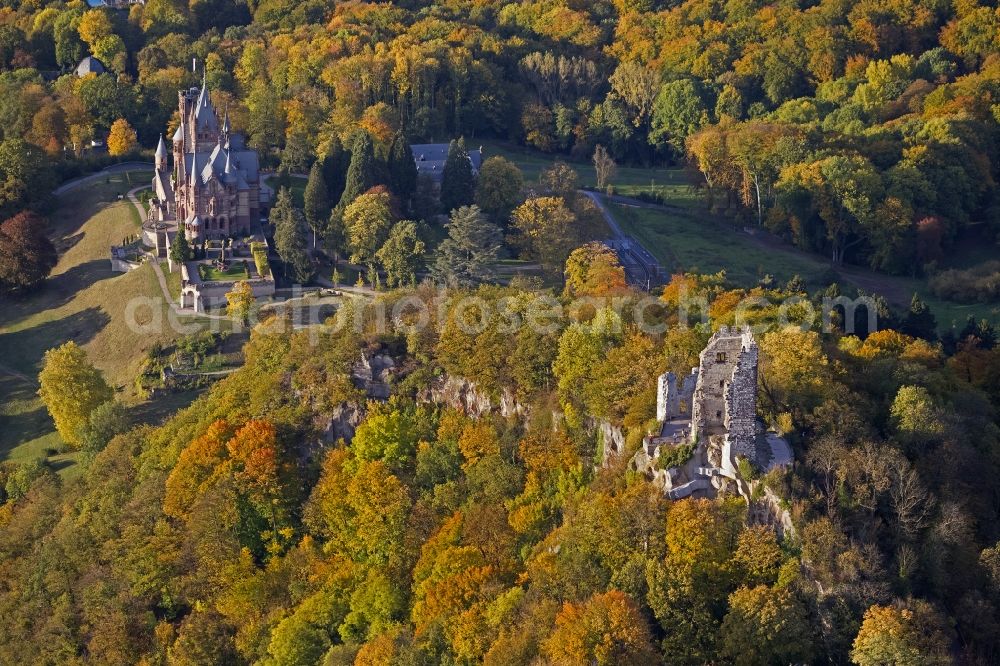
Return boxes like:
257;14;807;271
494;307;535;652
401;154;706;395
184;140;258;189
411;143;483;182
75;56;106;77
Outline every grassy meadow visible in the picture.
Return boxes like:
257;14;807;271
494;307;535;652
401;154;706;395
0;171;214;474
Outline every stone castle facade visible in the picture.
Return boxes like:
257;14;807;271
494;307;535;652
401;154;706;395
147;76;262;251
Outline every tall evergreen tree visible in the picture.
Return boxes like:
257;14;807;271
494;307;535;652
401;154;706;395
272;187;314;283
337;130;378;211
431;205;502;286
388;132;417;204
901;293;937;341
169;226;192;266
303;161;330;249
439;138;476;214
322;136;349;205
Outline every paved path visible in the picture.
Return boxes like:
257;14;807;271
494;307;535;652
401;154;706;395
580;190;664;290
53;161;155;197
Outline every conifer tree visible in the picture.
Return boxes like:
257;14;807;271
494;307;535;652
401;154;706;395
273;188;313;283
303;161;330;249
431;205;502;286
338;131;378;211
439;138;475;214
169;226;191;267
388;132;417;204
322;136;348;205
901;293;937;341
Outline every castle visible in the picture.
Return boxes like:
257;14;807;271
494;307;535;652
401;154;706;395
631;326;791;500
145;75;263;255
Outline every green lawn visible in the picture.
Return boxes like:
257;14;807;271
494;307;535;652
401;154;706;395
199;261;250;282
610;204;834;287
609;203;1000;329
265;174;307;207
0;171;211;475
478;140;700;208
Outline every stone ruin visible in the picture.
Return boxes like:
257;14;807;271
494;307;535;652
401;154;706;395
632;326;792;501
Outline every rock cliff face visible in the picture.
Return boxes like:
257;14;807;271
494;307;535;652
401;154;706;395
320;402;365;443
418;375;528;419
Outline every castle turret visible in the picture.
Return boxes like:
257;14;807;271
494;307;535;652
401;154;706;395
155;134;168;171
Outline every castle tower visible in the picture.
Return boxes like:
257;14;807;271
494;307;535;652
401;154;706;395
155;134;168;171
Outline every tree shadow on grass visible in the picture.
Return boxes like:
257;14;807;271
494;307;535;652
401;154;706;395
0;260;117;325
0;306;111;377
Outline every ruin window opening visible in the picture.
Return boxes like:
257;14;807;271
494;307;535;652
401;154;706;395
716;352;727;362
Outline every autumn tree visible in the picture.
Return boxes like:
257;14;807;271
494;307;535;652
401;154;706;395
344;188;394;275
376;220;425;288
106;118;137;156
592;144;616;189
851;601;954;666
38;341;113;448
563;242;627;298
475;156;523;224
0;211;57;294
225;281;255;325
512;196;581;277
542;591;657;665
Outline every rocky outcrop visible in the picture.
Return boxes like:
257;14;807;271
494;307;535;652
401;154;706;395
596;419;626;464
321;402;365;443
419;375;528;419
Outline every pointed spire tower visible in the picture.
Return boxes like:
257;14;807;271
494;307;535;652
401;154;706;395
155;134;168;170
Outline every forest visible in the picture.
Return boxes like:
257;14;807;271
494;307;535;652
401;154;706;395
0;0;998;273
1;0;1000;664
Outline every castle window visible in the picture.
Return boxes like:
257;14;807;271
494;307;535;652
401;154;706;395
716;352;727;362
719;380;724;388
716;410;722;419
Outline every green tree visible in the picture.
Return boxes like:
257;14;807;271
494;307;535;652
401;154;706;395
901;294;937;341
388;132;417;204
78;399;129;456
303;160;330;250
719;585;815;666
376;220;425;288
475;156;523;224
430;205;503;286
273;188;313;283
650;79;708;154
440;138;475;214
344;189;394;271
338;131;378;211
37;341;113;448
169;227;191;266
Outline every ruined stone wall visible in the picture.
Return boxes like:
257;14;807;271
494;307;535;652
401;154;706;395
725;329;758;458
656;368;698;422
691;327;752;438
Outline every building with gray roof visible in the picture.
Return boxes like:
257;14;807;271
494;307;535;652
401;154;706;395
411;142;483;183
145;74;264;253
